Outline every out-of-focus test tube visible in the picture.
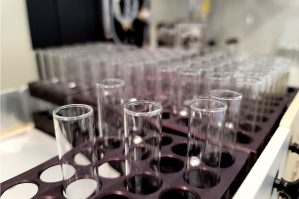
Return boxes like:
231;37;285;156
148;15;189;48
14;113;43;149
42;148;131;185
125;60;144;102
234;77;260;134
203;72;230;96
176;68;201;116
155;66;176;108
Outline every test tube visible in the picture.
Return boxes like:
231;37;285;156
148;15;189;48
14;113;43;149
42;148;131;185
155;66;176;109
176;68;201;116
234;77;260;134
53;104;100;199
124;100;163;194
97;79;125;149
124;60;144;102
209;90;242;166
185;98;227;188
203;72;230;96
143;59;157;99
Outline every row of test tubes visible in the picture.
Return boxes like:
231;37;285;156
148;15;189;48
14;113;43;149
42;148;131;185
45;42;291;198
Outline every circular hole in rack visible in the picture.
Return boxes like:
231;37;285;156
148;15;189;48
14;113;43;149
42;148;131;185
176;118;189;127
129;145;151;160
102;137;122;149
1;183;38;199
162;111;171;119
65;179;98;199
203;152;235;168
239;122;261;133
145;136;160;146
171;142;200;157
257;108;274;114
220;152;235;168
275;97;283;101
150;155;184;173
162;135;172;146
129;128;147;137
159;187;200;199
246;114;268;123
74;152;92;165
98;193;129;199
184;168;219;188
124;173;162;195
236;132;253;144
98;159;126;179
96;192;130;199
97;149;105;160
40;164;75;182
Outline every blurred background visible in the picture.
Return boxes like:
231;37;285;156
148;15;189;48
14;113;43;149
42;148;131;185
2;0;299;90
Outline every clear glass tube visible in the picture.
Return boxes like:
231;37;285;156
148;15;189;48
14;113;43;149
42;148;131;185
185;98;227;188
143;60;157;99
123;100;163;195
124;61;144;102
155;66;176;108
97;79;125;149
203;73;230;96
176;68;201;116
234;77;260;134
209;90;242;163
53;104;100;199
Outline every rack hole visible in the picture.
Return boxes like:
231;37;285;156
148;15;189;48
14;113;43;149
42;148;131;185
203;152;235;168
236;132;253;144
74;152;92;165
98;194;129;199
129;145;151;160
65;179;98;199
102;137;122;149
257;108;274;114
160;188;200;199
125;173;162;195
145;136;160;146
184;168;219;188
162;112;171;119
246;115;268;123
40;164;74;182
176;118;189;127
162;135;172;146
239;123;261;133
172;143;200;156
98;160;126;179
151;155;184;173
1;183;38;199
220;152;235;168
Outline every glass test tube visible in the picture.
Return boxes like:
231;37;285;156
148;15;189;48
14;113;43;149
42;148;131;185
143;60;157;99
234;77;260;134
185;98;227;188
97;79;125;149
203;73;230;96
176;68;201;116
53;104;100;199
209;90;242;165
155;66;176;108
124;61;144;102
124;100;163;195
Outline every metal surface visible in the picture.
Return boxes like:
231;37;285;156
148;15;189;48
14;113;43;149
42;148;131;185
233;127;290;199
